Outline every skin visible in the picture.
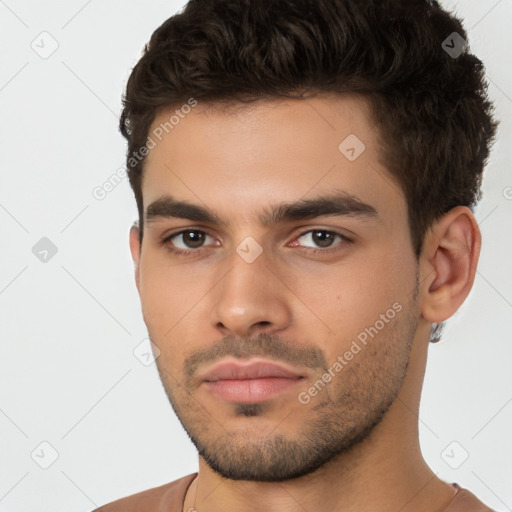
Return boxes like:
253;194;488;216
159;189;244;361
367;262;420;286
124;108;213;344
128;94;481;512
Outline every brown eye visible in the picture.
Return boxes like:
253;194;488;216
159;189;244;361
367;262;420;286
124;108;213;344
311;230;337;248
295;229;350;250
162;229;215;253
179;230;206;249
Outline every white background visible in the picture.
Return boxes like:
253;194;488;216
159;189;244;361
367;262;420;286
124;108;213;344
0;1;511;511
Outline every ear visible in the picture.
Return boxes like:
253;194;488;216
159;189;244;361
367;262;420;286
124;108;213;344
420;206;481;324
129;223;141;294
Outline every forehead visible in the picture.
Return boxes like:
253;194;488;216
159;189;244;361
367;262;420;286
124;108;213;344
141;94;405;230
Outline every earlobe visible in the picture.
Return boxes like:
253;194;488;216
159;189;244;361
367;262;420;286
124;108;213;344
129;223;141;293
420;206;481;324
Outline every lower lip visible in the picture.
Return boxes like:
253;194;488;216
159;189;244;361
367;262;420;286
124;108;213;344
204;377;303;403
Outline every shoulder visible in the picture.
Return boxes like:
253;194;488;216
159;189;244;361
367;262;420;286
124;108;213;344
447;485;496;512
91;473;197;512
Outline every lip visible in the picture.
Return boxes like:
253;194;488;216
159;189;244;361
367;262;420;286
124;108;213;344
199;359;305;403
201;359;304;381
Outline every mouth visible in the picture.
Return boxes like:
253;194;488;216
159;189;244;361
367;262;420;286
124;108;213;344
199;358;306;403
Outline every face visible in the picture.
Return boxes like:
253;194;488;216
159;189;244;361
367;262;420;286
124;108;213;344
131;94;422;481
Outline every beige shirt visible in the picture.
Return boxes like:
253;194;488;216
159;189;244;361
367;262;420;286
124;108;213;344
92;473;495;511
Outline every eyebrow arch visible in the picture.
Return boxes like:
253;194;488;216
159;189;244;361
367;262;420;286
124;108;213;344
145;190;379;228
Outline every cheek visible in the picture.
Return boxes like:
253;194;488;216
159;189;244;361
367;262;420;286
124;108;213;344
139;256;192;333
297;249;414;349
138;255;217;355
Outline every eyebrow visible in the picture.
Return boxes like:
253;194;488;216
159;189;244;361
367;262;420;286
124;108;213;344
145;190;379;228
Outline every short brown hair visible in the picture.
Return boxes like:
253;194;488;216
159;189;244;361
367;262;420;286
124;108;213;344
120;0;499;342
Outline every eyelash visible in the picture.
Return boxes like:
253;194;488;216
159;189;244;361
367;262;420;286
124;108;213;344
160;228;353;258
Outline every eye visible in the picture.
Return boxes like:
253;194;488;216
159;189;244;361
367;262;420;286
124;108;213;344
162;229;217;256
161;228;352;257
291;229;352;253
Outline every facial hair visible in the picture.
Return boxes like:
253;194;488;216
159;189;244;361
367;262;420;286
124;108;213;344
152;276;420;482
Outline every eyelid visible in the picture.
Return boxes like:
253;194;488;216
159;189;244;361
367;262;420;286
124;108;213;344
293;226;353;243
293;228;353;245
163;228;218;248
161;226;218;244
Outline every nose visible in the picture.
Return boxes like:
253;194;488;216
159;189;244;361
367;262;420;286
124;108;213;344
210;247;292;338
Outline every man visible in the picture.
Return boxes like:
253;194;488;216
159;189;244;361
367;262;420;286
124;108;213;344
95;0;499;510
